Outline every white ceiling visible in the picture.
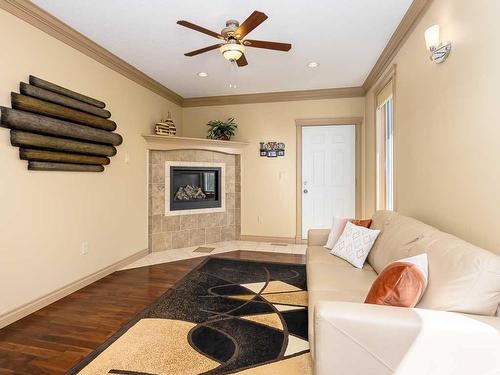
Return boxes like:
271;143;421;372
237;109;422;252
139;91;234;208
32;0;412;98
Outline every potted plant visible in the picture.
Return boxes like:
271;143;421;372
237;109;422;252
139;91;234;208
206;118;238;141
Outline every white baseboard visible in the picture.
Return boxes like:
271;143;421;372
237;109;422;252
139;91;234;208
0;248;149;329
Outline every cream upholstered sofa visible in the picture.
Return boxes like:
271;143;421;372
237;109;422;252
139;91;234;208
307;211;500;375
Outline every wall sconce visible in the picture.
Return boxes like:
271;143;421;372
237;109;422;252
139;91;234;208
424;25;451;63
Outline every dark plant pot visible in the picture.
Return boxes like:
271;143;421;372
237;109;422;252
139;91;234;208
219;135;231;141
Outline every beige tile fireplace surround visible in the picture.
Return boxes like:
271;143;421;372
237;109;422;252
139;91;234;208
148;145;242;252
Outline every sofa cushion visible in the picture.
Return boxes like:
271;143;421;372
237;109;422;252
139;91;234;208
370;211;500;316
415;232;500;316
306;246;373;271
307;261;377;293
368;211;437;273
307;245;372;269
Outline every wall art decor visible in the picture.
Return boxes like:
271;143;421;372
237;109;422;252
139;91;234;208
155;112;177;136
0;75;122;172
259;141;285;157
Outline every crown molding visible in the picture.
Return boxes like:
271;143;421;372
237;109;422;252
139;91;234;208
362;0;433;92
182;86;365;107
0;0;183;105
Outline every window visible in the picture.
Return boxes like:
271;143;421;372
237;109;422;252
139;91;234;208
376;81;394;210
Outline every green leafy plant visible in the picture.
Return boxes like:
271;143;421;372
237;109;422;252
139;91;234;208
206;118;238;141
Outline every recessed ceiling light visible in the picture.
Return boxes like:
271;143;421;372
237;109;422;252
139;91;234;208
307;62;319;68
197;72;208;77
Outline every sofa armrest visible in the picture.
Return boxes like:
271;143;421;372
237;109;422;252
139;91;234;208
307;229;330;246
314;301;500;375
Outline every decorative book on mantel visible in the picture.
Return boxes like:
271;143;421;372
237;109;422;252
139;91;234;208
0;75;123;172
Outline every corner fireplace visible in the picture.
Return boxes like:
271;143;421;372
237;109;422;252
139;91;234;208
170;166;222;211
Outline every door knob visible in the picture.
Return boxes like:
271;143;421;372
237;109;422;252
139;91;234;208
303;189;308;194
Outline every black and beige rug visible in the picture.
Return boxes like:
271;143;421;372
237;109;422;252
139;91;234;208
69;257;311;375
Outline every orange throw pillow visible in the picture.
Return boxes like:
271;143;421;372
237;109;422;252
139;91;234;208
365;254;428;308
350;219;372;228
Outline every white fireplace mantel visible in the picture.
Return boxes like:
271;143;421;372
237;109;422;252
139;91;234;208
142;134;249;155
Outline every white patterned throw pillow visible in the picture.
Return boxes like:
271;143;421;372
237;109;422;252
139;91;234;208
331;221;381;268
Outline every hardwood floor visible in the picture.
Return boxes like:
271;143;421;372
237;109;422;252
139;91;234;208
0;250;305;375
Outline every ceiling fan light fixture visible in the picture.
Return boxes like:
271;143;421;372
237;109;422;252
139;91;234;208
220;43;245;61
178;11;291;68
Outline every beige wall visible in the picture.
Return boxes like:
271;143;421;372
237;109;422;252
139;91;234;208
0;10;181;317
365;0;500;254
182;98;365;239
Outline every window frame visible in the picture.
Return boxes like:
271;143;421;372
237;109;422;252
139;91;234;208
373;65;396;211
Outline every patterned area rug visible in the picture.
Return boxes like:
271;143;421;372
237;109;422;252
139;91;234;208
69;257;311;375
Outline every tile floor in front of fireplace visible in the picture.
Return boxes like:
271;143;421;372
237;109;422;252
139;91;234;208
121;240;307;270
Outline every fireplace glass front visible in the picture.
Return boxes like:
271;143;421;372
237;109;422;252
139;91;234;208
170;166;221;211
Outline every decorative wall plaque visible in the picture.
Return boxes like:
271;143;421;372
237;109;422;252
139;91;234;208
260;141;285;157
0;75;122;172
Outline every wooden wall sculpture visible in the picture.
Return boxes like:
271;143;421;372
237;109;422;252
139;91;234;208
0;76;122;172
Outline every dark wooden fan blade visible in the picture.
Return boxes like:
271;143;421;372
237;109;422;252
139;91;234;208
177;20;223;39
184;44;223;57
235;11;268;39
236;54;248;67
243;39;292;51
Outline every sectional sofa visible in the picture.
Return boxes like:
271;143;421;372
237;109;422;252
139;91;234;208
307;210;500;375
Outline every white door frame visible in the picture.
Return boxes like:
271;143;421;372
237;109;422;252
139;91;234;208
295;117;363;242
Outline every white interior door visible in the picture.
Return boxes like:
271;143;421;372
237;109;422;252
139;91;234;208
301;125;356;239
